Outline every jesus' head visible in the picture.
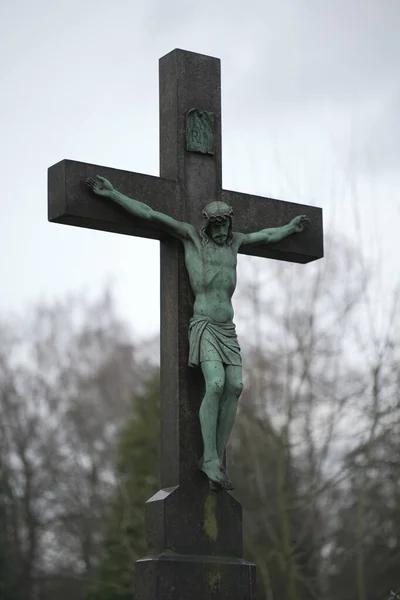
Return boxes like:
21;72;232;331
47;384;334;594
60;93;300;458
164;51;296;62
201;201;234;246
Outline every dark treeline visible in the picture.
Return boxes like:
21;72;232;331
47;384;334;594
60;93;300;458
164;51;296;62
0;238;399;600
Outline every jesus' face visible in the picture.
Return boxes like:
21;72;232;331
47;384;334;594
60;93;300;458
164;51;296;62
208;218;230;246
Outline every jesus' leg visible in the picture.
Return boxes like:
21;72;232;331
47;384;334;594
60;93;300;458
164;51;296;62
199;360;226;485
216;365;243;463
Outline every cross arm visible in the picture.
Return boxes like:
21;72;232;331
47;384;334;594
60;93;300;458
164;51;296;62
222;189;323;264
48;159;179;240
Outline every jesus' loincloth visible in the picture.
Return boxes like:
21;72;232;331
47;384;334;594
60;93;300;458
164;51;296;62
188;317;242;367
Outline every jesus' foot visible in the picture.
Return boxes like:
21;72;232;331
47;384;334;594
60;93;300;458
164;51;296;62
198;458;234;491
219;463;234;491
199;458;221;482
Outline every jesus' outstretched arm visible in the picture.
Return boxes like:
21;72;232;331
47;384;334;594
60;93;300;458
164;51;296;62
87;175;194;240
238;215;310;246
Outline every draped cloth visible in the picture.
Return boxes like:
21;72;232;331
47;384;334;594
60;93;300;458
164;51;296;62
188;317;242;368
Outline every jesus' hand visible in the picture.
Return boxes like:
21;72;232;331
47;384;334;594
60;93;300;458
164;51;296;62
290;215;310;233
86;175;114;198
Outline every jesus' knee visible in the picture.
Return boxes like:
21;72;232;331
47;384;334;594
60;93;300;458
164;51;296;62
232;379;243;399
200;360;226;401
224;366;243;398
205;373;225;401
225;377;243;401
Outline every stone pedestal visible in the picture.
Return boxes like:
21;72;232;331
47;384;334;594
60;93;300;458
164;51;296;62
136;554;256;600
135;480;256;599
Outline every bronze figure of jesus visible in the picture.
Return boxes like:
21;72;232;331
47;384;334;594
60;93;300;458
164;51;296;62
87;176;310;491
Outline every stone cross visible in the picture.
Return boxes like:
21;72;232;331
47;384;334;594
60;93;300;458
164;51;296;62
48;49;323;600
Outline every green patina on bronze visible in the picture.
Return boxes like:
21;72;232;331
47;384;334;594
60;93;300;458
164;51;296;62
87;175;310;491
204;493;218;541
207;569;222;591
186;108;214;154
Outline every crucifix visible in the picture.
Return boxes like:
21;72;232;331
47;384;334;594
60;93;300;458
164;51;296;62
48;49;323;600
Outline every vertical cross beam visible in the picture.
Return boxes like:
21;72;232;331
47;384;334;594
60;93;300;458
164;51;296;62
159;50;222;489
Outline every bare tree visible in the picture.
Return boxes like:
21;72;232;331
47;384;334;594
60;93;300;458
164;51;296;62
0;290;151;600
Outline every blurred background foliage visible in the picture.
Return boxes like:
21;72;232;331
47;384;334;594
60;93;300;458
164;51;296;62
0;236;399;600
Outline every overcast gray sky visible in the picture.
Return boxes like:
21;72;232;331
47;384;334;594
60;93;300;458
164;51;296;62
1;0;399;339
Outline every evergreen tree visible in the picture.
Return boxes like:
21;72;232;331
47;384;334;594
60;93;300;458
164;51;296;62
87;371;160;600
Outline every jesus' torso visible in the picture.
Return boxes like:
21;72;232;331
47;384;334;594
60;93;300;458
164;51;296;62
182;231;242;323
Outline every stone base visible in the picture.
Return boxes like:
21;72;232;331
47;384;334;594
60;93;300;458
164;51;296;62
145;484;243;556
136;553;256;600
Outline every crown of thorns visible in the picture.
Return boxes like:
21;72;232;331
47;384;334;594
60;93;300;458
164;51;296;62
202;202;233;221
